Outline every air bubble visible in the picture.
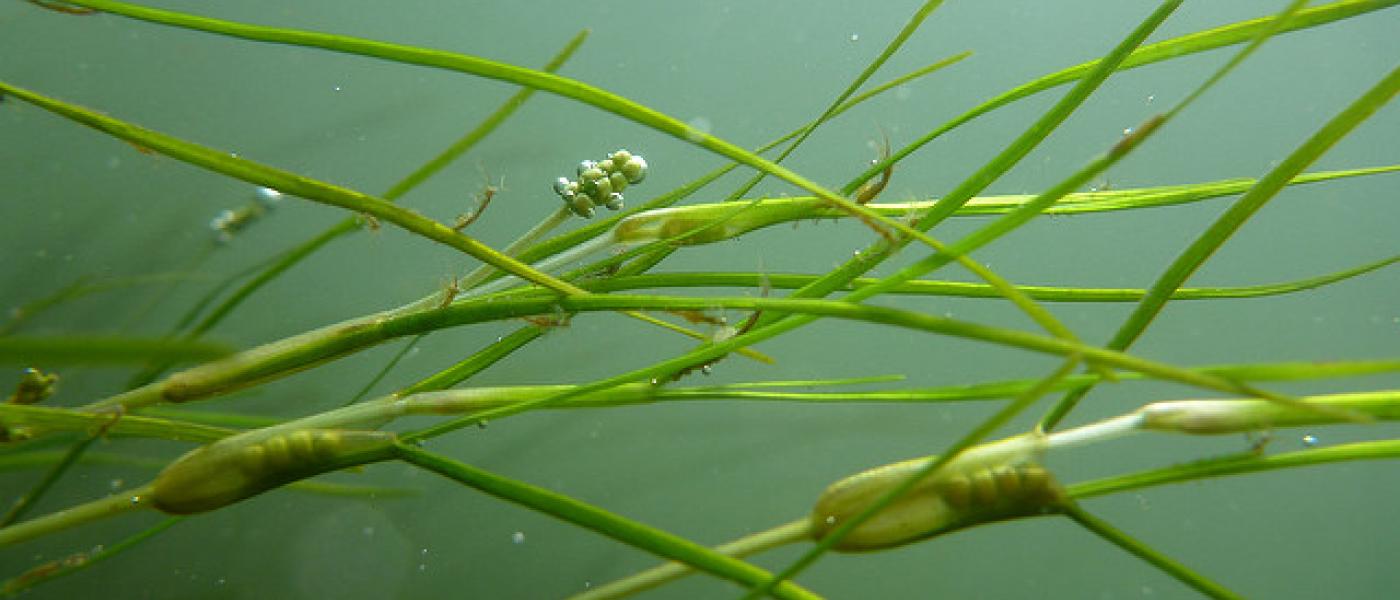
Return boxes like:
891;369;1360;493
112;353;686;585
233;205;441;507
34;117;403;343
1302;434;1318;447
849;33;860;42
511;531;526;544
685;117;712;143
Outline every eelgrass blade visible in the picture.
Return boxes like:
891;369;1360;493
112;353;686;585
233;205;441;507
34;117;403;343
586;251;1400;302
393;443;821;600
48;0;979;257
845;0;1400;191
1042;60;1400;430
0;79;583;297
722;0;945;200
510;51;969;278
0;335;230;365
1061;504;1240;600
0;517;181;596
1068;439;1400;500
400;326;544;395
740;358;1084;599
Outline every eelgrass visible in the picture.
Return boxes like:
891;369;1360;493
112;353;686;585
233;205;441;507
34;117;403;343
2;1;1399;598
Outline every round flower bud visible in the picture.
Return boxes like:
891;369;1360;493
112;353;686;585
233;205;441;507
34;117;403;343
579;167;605;183
576;160;599;179
608;172;629;194
620;155;648;184
591;174;614;200
568;194;595;218
552;177;573;197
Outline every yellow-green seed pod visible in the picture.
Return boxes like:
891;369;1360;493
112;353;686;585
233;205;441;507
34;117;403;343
151;428;398;515
808;435;1065;551
610;149;633;165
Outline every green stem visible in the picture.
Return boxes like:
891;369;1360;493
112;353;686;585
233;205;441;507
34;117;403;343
1061;503;1240;599
392;443;821;600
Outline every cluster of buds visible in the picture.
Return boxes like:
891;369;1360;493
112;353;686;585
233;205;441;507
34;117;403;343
551;149;648;218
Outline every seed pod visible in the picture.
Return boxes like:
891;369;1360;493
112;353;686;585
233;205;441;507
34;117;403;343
151;428;398;515
809;436;1065;551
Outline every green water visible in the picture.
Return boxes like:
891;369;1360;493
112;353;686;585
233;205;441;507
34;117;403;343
2;1;1399;598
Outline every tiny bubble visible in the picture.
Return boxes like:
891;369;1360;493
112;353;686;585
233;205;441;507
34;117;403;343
362;526;375;537
1146;94;1155;105
215;578;226;586
421;548;429;556
418;563;427;572
333;85;343;92
700;365;712;375
1302;434;1318;447
849;33;859;42
824;515;836;525
511;531;526;544
685;117;712;143
1122;127;1134;136
129;495;142;505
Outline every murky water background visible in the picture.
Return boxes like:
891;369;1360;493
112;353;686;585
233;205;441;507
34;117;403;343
2;1;1399;598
